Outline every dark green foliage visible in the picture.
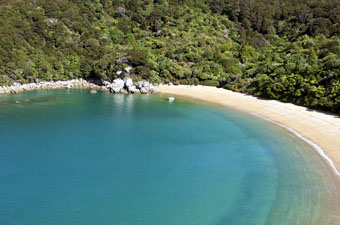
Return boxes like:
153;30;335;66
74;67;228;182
1;0;340;113
206;0;340;39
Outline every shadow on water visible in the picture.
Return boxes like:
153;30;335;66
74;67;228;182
0;96;58;105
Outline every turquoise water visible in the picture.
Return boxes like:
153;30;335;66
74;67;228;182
0;89;339;225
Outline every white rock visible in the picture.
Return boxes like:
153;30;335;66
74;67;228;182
124;77;133;88
113;78;125;87
128;85;139;93
0;78;158;95
135;80;150;88
140;87;148;94
135;80;157;93
124;66;132;74
135;81;143;89
110;78;125;93
148;86;156;92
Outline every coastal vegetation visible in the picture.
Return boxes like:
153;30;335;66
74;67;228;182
1;0;340;113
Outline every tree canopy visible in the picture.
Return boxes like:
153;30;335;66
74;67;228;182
1;0;340;113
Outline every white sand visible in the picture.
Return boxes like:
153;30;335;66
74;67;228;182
157;85;340;177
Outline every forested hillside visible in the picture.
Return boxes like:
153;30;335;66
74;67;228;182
1;0;340;113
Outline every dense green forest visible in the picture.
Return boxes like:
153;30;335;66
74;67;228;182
1;0;340;113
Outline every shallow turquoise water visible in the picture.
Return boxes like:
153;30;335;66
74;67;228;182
0;89;339;225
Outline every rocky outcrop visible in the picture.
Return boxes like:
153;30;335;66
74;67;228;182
135;81;157;93
124;77;133;89
128;85;140;94
0;79;100;94
102;78;158;94
0;78;158;95
104;79;125;93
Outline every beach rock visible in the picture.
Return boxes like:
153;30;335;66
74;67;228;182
0;78;157;95
124;66;132;74
90;89;97;94
135;81;143;89
100;86;109;92
135;81;147;88
0;79;92;94
124;77;133;88
110;79;125;93
128;85;139;93
10;88;18;93
149;85;156;92
135;80;157;93
140;87;149;94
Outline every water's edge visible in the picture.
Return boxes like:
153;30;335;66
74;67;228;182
160;92;340;180
3;82;339;180
1;89;339;224
160;92;340;224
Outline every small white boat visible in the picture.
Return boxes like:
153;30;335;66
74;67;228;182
168;96;175;102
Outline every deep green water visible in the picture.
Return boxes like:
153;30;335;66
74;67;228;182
0;89;339;225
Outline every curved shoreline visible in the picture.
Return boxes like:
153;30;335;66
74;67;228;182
237;108;340;177
3;82;339;178
156;85;340;179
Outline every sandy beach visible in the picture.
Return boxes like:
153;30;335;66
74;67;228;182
157;85;340;177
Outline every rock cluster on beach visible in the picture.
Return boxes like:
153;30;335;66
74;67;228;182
0;79;93;94
102;78;157;94
0;78;158;94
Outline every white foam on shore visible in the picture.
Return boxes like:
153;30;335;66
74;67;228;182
243;110;340;177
